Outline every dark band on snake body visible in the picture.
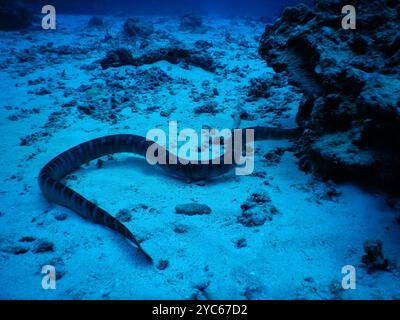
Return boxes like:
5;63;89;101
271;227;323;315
38;127;301;262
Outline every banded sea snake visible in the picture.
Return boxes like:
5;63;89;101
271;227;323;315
38;126;301;263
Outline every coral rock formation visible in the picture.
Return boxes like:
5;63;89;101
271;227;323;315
100;48;135;69
238;192;278;227
259;0;400;190
361;240;390;273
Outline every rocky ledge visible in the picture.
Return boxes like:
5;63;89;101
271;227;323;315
259;0;400;191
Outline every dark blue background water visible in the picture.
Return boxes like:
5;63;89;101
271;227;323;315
23;0;312;17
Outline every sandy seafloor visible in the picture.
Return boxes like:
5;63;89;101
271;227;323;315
0;15;399;300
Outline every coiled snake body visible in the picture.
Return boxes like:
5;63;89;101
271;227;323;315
38;126;300;262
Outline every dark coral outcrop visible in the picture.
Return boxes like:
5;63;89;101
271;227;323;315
101;46;216;72
259;0;400;190
123;18;154;38
100;48;135;69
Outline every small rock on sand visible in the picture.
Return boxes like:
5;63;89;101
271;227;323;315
156;259;169;271
173;224;188;233
116;209;132;222
175;203;211;216
19;236;35;242
54;212;68;221
1;244;29;255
